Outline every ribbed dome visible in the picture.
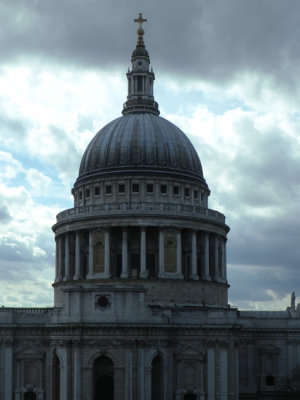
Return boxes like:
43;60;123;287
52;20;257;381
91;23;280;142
76;113;206;185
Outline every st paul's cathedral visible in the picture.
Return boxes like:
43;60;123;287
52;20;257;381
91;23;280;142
1;14;300;400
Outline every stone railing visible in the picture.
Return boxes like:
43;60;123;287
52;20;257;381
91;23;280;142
55;202;226;224
0;307;53;315
0;307;53;323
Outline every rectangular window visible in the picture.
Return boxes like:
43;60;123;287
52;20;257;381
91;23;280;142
94;186;100;196
160;184;167;194
184;188;190;197
146;183;153;193
173;186;179;195
201;191;204;201
79;191;82;200
85;188;90;198
118;184;125;193
132;183;139;193
106;185;112;195
194;190;198;199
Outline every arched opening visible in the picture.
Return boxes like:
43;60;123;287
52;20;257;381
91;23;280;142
265;374;275;386
94;356;114;400
151;355;163;400
184;394;197;400
24;393;36;400
52;352;60;400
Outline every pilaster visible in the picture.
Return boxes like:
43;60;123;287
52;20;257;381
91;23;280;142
4;341;13;400
207;346;215;400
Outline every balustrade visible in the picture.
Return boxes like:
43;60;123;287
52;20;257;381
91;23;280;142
55;202;225;224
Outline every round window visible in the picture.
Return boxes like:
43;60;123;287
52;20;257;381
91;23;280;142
98;296;109;308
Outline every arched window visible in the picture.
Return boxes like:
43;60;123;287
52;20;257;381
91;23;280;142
151;355;163;400
24;393;36;400
184;394;197;400
94;356;114;400
266;374;275;386
52;352;60;400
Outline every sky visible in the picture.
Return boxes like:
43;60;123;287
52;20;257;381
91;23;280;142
0;0;300;310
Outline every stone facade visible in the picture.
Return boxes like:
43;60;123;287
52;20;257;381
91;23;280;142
0;14;300;400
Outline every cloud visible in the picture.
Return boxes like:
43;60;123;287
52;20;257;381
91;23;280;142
165;94;300;310
1;1;300;91
0;0;299;309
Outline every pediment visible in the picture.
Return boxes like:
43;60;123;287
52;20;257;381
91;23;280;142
15;344;44;357
175;343;204;360
259;343;280;355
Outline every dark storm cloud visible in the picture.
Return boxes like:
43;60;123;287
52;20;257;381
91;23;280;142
229;213;300;267
1;1;300;86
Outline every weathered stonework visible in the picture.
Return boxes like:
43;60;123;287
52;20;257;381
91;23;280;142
0;14;299;400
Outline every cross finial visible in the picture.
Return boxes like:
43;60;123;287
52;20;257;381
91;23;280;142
134;13;147;29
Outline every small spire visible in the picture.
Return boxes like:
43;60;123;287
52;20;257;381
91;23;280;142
122;14;159;116
134;13;147;47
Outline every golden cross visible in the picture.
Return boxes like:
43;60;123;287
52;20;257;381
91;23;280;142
134;13;147;29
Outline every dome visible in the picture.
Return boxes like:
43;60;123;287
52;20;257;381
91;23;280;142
131;46;149;59
76;113;206;185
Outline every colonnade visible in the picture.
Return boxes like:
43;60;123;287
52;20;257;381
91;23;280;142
55;227;227;283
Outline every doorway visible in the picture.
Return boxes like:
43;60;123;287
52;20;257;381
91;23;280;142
94;356;114;400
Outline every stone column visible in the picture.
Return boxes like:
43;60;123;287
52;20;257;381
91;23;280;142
59;345;71;400
220;347;228;400
45;349;53;400
159;229;165;277
74;231;81;280
112;366;122;400
74;344;81;400
214;236;219;281
207;346;215;400
204;232;211;280
138;348;145;400
199;361;204;395
191;230;199;280
55;238;59;282
104;229;110;277
176;230;184;278
247;342;255;391
288;342;294;372
235;346;239;400
140;228;147;278
144;365;152;400
125;350;133;400
88;230;93;276
121;228;128;278
63;233;70;281
58;235;63;282
221;239;227;283
4;341;13;400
